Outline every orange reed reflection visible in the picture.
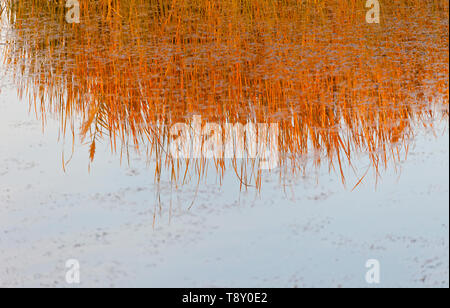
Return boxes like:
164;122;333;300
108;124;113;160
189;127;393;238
2;0;449;188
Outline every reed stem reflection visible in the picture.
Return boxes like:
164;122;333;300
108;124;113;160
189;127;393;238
2;0;448;189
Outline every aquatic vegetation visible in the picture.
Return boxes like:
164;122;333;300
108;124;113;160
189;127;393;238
1;0;448;189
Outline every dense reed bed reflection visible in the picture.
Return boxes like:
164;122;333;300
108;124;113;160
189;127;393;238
1;0;448;188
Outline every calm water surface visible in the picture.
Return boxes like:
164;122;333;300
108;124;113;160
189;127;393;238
0;0;448;287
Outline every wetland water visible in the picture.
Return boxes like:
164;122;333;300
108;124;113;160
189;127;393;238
0;0;448;287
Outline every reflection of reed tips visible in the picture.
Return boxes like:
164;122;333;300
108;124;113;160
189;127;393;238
2;0;449;189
